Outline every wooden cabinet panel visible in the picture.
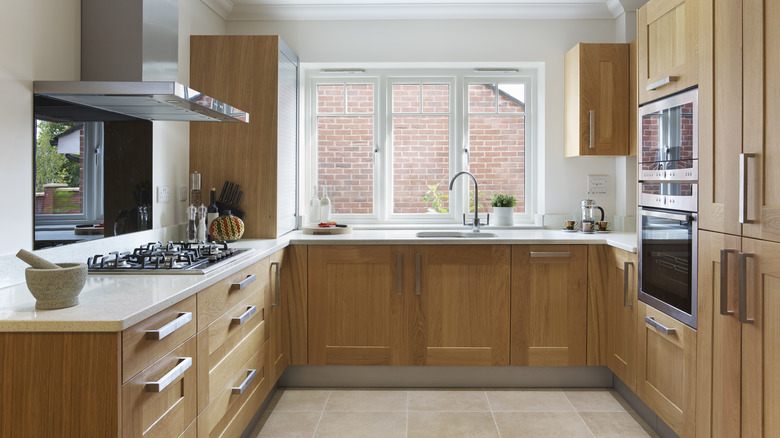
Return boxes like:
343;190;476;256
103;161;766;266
308;245;409;365
636;303;696;437
122;336;197;438
413;245;511;366
586;245;609;366
564;43;629;157
197;259;270;331
122;295;197;383
197;287;266;412
637;0;699;104
607;248;639;391
267;246;308;382
512;245;587;366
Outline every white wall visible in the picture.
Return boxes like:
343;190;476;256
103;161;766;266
227;19;631;223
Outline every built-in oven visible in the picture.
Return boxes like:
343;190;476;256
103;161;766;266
638;88;698;328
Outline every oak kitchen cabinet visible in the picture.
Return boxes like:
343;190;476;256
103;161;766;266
307;245;511;366
564;43;630;157
511;245;587;366
190;35;299;238
637;0;699;104
267;246;308;382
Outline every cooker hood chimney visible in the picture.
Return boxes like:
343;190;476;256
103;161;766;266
34;0;248;123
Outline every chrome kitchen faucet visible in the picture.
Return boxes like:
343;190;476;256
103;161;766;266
449;171;488;232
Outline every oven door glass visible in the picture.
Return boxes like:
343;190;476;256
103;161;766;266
639;88;698;181
639;208;697;328
640;182;697;211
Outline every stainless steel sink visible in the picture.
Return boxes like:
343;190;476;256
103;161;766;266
415;231;499;238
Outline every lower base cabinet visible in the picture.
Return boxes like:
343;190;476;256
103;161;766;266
636;302;697;437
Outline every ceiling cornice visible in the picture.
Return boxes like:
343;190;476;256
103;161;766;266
200;1;621;21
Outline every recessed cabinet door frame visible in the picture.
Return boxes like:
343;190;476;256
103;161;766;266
511;245;588;366
412;245;511;366
307;245;410;365
607;248;638;391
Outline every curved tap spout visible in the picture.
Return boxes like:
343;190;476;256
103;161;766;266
449;171;483;232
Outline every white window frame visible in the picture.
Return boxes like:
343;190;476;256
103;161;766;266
304;65;538;225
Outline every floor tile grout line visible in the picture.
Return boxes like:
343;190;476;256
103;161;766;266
484;389;502;438
310;390;331;438
563;390;597;438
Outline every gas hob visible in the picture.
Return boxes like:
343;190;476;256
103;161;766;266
87;241;254;274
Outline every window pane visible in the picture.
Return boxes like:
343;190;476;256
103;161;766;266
317;84;344;113
422;84;449;113
346;84;373;113
468;115;525;213
498;84;525;113
317;116;374;214
468;84;496;113
392;84;420;113
393;115;450;213
35;121;84;214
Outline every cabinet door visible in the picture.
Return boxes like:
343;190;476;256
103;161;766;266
308;246;409;365
564;43;629;157
741;237;780;437
511;245;587;366
741;0;780;243
699;0;743;236
636;303;696;437
413;245;511;366
697;231;741;438
607;248;638;391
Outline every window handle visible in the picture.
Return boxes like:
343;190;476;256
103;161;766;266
464;146;470;166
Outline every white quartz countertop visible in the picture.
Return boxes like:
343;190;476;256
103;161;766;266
0;229;636;332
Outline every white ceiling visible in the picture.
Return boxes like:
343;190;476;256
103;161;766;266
201;0;648;22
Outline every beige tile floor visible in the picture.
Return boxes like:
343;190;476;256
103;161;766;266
248;388;659;438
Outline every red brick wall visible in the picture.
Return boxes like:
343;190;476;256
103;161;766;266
316;83;526;215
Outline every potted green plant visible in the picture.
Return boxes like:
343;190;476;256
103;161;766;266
490;194;517;226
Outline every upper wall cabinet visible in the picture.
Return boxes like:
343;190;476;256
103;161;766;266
190;36;299;239
637;0;699;104
564;43;630;157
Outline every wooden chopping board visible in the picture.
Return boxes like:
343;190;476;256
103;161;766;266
302;224;353;235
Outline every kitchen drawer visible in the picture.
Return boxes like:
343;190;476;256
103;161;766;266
197;286;267;411
198;258;270;331
122;335;197;438
198;342;270;438
122;295;197;383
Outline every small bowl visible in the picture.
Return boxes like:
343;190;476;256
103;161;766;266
24;263;87;310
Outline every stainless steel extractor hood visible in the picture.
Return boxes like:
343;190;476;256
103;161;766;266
33;0;248;123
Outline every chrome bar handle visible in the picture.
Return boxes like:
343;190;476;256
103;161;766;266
530;252;572;258
231;274;256;291
738;252;755;324
396;253;403;296
415;253;421;296
645;316;677;335
720;249;736;316
623;261;633;307
145;357;192;392
231;369;257;395
231;305;257;325
271;261;281;308
146;312;192;340
739;153;756;224
646;76;679;91
589;110;595;149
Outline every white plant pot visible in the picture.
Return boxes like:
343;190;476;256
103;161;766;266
492;207;514;226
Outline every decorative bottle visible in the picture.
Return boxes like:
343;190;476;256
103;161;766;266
309;185;320;224
207;188;219;240
320;185;331;222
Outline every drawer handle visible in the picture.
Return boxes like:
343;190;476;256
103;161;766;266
738;252;755;324
646;76;679;91
415;253;421;296
589;110;595;149
145;357;192;392
231;305;257;325
271;261;281;308
396;253;403;296
644;316;677;335
232;274;256;291
231;369;257;395
623;261;633;307
146;312;192;340
739;153;756;224
530;252;572;258
720;249;736;316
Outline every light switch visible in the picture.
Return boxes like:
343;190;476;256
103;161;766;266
157;186;171;203
588;175;608;195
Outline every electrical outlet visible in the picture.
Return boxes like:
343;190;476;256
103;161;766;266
157;186;171;203
178;185;188;202
588;175;609;195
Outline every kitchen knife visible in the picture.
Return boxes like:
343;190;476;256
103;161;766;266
235;191;242;207
229;184;240;205
219;181;229;202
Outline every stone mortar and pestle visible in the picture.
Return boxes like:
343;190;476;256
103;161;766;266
16;249;87;310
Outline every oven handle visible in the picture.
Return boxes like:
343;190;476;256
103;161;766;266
640;209;693;222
